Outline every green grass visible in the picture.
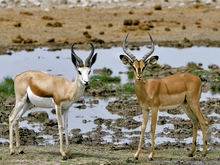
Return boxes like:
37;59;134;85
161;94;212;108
211;82;220;91
89;74;121;88
127;71;134;80
88;74;136;95
0;76;14;98
190;70;210;77
120;83;135;94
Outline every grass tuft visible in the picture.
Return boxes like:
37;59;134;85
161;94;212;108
0;76;14;98
120;83;135;94
89;74;121;88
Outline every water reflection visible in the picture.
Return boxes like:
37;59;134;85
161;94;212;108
1;46;220;81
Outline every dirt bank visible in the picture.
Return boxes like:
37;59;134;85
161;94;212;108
0;1;220;55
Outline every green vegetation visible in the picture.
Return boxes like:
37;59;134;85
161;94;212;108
187;62;199;69
88;67;136;95
127;71;134;80
89;74;135;95
189;70;210;77
89;74;121;88
99;67;113;75
211;76;220;91
120;83;135;94
0;76;14;98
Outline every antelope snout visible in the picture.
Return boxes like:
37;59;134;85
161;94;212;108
137;76;142;81
84;81;89;86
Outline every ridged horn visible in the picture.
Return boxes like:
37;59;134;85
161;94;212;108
123;33;136;61
85;42;95;67
71;43;83;67
142;32;155;61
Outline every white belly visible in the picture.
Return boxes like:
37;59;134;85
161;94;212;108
27;86;55;108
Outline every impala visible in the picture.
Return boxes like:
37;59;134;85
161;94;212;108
119;33;207;160
9;42;97;160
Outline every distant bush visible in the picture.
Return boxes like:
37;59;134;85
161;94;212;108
0;77;14;98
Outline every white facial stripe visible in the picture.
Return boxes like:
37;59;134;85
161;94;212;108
78;67;90;84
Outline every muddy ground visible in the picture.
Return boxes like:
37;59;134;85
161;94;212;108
1;0;220;164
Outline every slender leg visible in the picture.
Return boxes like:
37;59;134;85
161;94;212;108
187;101;207;157
14;120;24;154
63;109;71;157
55;105;66;160
9;99;30;155
148;108;158;160
9;115;15;155
200;122;207;157
134;109;150;160
14;102;33;154
181;103;198;157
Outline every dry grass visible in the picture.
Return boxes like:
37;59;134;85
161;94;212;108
0;145;220;165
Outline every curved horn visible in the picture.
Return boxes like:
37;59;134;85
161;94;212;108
71;43;83;67
123;33;136;61
85;42;95;67
142;32;155;61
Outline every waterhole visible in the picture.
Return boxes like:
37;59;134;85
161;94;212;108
1;46;220;147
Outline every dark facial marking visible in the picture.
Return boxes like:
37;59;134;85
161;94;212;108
78;70;81;75
138;68;141;75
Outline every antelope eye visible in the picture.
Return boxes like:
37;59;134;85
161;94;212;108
78;70;81;75
88;70;91;74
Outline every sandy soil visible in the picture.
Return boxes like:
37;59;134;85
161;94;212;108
0;2;220;55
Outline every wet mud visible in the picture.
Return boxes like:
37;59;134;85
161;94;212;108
1;63;220;151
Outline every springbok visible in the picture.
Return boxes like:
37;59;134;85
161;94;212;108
119;33;207;160
9;42;97;160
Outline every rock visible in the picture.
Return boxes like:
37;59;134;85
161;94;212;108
123;19;133;26
154;4;162;10
27;111;49;123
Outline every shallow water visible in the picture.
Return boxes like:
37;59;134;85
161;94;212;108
1;46;220;81
1;46;220;145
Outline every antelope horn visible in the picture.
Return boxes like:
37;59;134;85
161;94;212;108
71;43;84;67
85;42;95;67
142;32;155;61
123;33;136;61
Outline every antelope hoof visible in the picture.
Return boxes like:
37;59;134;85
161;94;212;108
148;157;153;161
67;154;73;159
66;150;72;159
18;150;24;154
62;155;68;160
10;151;15;155
188;153;194;157
134;157;138;160
202;153;206;157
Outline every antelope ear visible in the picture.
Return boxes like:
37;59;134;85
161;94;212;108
146;56;159;65
90;53;97;67
120;55;133;66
